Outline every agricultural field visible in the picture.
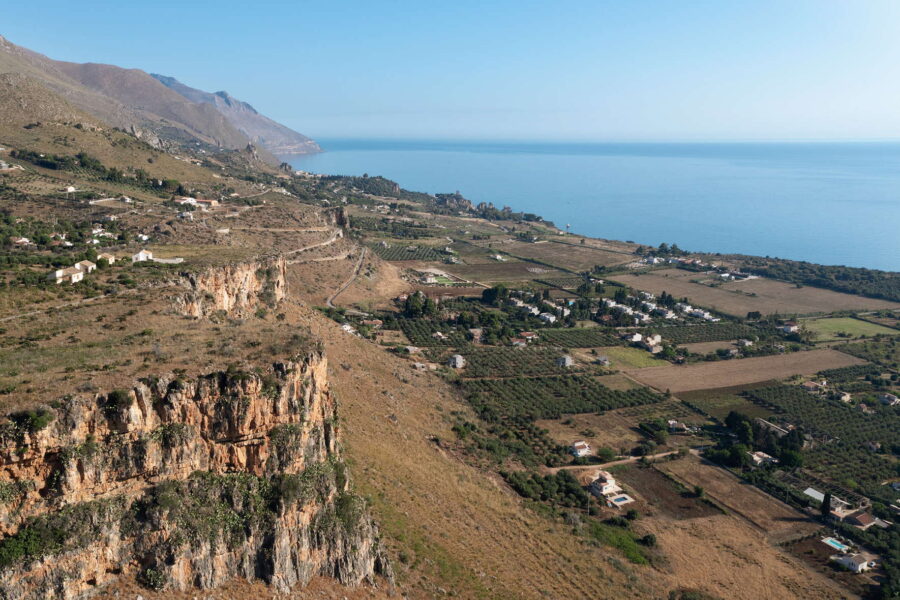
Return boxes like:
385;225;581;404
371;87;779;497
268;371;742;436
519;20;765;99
841;337;900;370
369;243;443;261
615;465;720;520
460;347;581;378
625;349;865;393
443;260;569;283
678;340;737;354
398;319;470;346
593;346;669;369
537;328;620;348
744;384;900;493
615;398;704;424
611;269;900;316
802;317;899;341
650;323;760;344
678;383;777;421
536;411;644;455
461;375;663;419
657;455;821;540
491;239;632;271
535;276;589;289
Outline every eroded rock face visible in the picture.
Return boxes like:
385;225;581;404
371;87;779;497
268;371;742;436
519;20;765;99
0;351;389;599
175;257;287;318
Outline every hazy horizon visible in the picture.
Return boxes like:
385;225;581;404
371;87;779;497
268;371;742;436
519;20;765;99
5;1;900;142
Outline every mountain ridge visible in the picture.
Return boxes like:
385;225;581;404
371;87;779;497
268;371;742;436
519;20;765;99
0;34;318;158
151;73;320;155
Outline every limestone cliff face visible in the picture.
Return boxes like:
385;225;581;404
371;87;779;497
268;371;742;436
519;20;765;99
175;256;286;318
0;351;389;599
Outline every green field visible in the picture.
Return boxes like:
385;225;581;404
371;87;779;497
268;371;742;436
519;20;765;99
803;317;898;341
679;384;776;421
596;346;669;368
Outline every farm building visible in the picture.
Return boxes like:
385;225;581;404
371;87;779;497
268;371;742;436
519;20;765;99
46;267;84;285
538;312;557;324
447;354;466;369
571;440;591;457
748;451;778;467
97;253;116;265
596;356;611;367
511;338;527;347
830;554;872;574
779;322;800;334
132;250;153;263
74;260;96;273
845;511;878;531
556;355;575;368
878;393;900;406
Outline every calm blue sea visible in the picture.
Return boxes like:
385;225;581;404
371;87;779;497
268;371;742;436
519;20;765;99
284;140;900;271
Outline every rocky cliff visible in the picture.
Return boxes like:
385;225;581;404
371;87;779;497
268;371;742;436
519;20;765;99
175;257;287;318
0;350;389;599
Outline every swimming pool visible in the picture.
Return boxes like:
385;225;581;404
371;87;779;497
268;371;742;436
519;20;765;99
822;537;850;552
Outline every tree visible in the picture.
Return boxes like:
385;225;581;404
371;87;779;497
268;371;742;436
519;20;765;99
820;492;832;518
779;450;803;469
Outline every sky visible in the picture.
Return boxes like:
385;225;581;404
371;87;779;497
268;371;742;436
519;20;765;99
4;0;900;141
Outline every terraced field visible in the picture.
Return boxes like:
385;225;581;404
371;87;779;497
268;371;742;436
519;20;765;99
625;349;865;393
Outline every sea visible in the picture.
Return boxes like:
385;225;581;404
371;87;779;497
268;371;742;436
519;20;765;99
284;140;900;271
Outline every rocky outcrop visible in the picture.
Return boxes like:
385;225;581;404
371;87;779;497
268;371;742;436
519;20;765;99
175;256;286;318
0;351;389;599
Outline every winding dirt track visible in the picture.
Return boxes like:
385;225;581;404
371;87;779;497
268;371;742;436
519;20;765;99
326;247;367;308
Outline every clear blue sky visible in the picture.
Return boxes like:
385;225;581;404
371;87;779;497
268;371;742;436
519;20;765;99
4;0;900;141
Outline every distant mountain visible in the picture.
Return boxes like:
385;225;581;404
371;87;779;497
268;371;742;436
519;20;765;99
152;74;320;155
0;35;318;158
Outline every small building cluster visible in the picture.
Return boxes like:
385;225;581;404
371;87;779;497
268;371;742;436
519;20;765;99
46;259;99;285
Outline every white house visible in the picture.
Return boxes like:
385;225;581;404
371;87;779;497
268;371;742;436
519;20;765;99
557;355;575;368
878;393;900;406
588;471;622;498
779;322;800;334
132;249;153;263
47;267;83;284
737;339;754;347
571;440;591;457
538;312;557;324
748;451;778;467
623;332;643;343
74;260;96;273
447;354;466;369
97;253;116;265
830;554;872;574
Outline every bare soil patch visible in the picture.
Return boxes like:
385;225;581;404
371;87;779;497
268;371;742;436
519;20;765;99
643;515;852;600
617;465;720;520
500;240;632;270
679;340;738;354
626;349;865;393
611;269;900;316
657;455;820;541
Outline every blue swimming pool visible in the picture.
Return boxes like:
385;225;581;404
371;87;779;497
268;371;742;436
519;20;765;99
823;537;850;552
